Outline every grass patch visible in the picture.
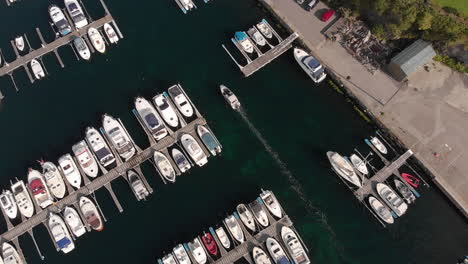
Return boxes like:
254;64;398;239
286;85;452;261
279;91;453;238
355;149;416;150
433;0;468;17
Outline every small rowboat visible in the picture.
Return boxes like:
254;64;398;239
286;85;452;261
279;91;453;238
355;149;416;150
401;173;420;188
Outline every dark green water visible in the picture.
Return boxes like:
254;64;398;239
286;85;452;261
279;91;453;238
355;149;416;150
0;0;466;264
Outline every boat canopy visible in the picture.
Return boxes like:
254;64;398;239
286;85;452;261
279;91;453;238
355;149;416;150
201;133;219;151
144;113;160;128
95;147;111;160
303;57;321;70
235;32;248;41
57;237;72;249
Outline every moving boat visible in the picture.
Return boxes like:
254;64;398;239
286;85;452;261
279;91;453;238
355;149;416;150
370;137;387;154
72;140;99;178
153;151;176;183
401;173;420;188
236;204;256;232
260;189;282;219
85;127;116;168
40;161;66;199
214;227;230;249
73;37;91;60
153;93;179;128
234;31;254;54
2;243;23;264
127;170;149;201
368;196;394;224
394;179;416;204
63;206;86;237
181;134;208;167
48;5;72;36
249;199;269;227
201;233;218;256
88;27;106;53
256;19;273;39
135;97;168;141
49;213;75;253
65;0;88;29
14;36;25;52
197;125;221;156
220;85;241;110
293;48;327;83
247;27;266;46
162;254;178;264
79;196;103;231
187;238;207;264
376;183;407;217
11;181;34;218
327;151;362;188
176;0;195;12
281;227;310;264
0;191;17;219
224;215;244;243
58;154;82;189
350;154;368;175
171;148;191;173
173;244;191;264
168;85;194;118
30;59;45;79
28;169;53;209
266;237;290;264
102;114;136;161
103;23;119;44
252;246;272;264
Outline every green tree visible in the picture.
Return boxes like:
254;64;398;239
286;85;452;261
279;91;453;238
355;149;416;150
372;24;386;39
373;0;389;15
417;11;433;30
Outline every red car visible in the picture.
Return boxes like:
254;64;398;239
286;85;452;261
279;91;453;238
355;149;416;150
322;9;335;22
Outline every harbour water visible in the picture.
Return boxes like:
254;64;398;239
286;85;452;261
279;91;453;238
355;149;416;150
0;0;466;263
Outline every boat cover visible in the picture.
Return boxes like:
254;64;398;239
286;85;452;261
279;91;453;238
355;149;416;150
304;57;321;69
57;237;71;249
144;113;160;128
235;32;247;41
201;133;218;151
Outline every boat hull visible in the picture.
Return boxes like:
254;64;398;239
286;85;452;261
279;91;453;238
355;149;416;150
368;196;394;224
376;183;407;217
58;154;82;189
181;134;208;167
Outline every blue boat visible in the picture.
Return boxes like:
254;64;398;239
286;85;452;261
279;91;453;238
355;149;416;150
234;31;254;54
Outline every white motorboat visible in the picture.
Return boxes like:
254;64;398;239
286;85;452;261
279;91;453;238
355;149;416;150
249;199;269;227
266;237;290;264
171;148;191;173
14;36;25;52
63;206;86;237
173;244;191;264
236;204;256;232
162;254;178;264
49;213;75;253
293;48;327;83
394;179;416;204
58;154;82;189
11;181;34;218
88;27;106;53
327;151;362;188
49;5;72;36
65;0;88;28
135;97;168;141
252;246;272;264
2;242;23;264
370;137;388;154
220;85;241;110
27;169;53;209
260;189;282;219
350;154;368;175
224;215;244;243
176;0;195;12
168;85;194;118
127;170;149;201
187;238;207;264
247;27;266;46
234;31;254;54
73;37;91;60
181;134;208;167
256;19;273;39
368;196;394;224
72;140;99;178
85;127;116;168
102;114;136;161
40;161;66;199
154;151;176;183
197;125;221;156
153;93;179;128
103;23;119;44
79;196;103;231
376;183;407;217
0;191;17;219
281;226;310;264
30;59;45;80
214;227;230;249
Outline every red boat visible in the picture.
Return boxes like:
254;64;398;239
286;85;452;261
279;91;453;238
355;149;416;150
401;173;420;188
321;9;335;22
30;179;46;196
201;233;218;256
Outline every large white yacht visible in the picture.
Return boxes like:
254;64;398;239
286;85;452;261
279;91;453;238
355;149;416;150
224;215;244;243
48;5;72;36
11;180;34;218
103;23;119;44
79;196;103;231
58;154;82;189
49;213;75;254
0;191;18;219
102;114;136;161
266;237;291;264
168;85;194;118
368;196;394;224
181;134;208;167
127;170;149;201
220;85;241;110
73;37;91;60
85;127;116;168
40;161;66;199
88;27;105;53
30;59;45;80
171;148;191;173
214;227;230;249
281;227;310;264
173;244;191;264
260;190;282;219
27;169;53;209
153;93;179;128
72;140;99;178
376;183;408;217
197;125;221;156
135;97;168;141
327;151;362;188
236;204;256;232
234;31;254;54
64;0;88;28
63;206;87;237
293;48;327;83
252;246;273;264
3;242;23;264
153;151;176;183
249;200;269;227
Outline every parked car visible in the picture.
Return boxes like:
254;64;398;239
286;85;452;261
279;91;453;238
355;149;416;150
321;8;335;22
305;0;318;11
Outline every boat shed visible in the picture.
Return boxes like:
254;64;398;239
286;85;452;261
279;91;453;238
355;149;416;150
387;39;436;81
